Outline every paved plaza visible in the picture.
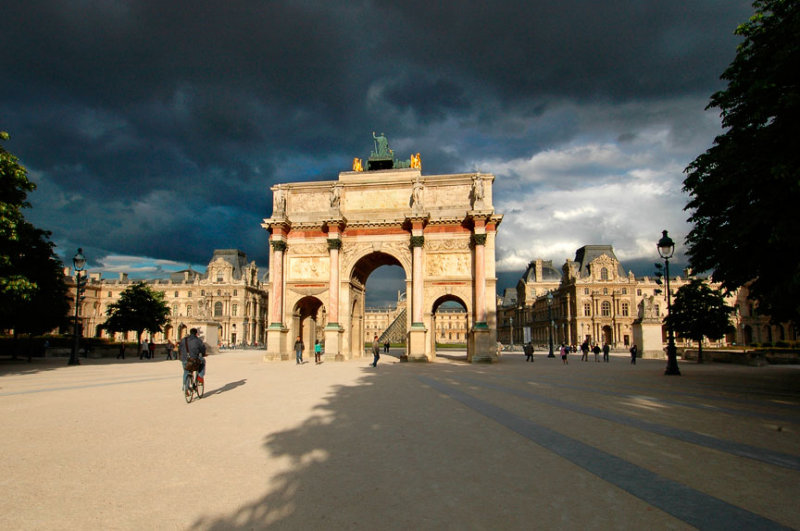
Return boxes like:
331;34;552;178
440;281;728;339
1;350;799;530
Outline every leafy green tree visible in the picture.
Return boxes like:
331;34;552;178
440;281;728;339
103;282;171;354
1;131;39;306
665;279;734;363
1;131;69;353
683;0;800;325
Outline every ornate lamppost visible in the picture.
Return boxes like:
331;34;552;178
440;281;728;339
69;248;86;366
509;316;514;347
547;291;555;357
657;231;681;376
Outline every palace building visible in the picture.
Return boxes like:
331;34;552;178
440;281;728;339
498;245;797;351
65;250;269;347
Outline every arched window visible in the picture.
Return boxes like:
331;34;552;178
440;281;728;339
214;302;223;316
601;301;611;316
600;267;609;281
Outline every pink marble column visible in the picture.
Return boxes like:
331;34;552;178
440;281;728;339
270;239;286;326
410;223;425;324
328;236;341;325
473;233;487;324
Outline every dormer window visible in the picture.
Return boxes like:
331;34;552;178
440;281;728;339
600;267;609;281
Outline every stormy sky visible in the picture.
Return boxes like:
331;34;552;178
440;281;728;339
1;1;753;305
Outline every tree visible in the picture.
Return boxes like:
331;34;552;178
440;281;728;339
683;0;800;325
103;282;171;353
1;131;39;307
1;131;69;347
665;279;734;363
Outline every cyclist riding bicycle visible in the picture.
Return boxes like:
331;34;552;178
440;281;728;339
180;328;206;388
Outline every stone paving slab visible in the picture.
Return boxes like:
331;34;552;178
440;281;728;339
1;351;798;530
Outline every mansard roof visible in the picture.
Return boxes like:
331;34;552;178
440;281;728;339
572;245;626;278
522;260;562;282
209;249;251;280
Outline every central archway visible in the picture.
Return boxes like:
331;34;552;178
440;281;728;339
261;163;502;362
347;251;408;358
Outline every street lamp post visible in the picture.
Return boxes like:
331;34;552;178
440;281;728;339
547;291;555;357
509;316;514;347
69;248;86;366
657;231;681;376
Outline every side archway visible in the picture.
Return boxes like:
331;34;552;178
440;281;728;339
292;296;325;361
430;294;471;361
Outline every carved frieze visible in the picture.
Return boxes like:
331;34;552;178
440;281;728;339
288;256;330;280
425;253;471;278
288;243;328;256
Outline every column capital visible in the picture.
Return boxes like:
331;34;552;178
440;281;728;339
410;235;425;248
327;238;342;250
270;240;287;252
471;233;487;246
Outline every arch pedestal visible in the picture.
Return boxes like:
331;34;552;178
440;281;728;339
262;168;503;363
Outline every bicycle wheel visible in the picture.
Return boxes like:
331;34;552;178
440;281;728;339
184;373;194;403
196;376;204;398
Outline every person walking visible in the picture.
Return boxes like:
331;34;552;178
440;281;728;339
314;340;322;364
371;334;380;367
148;339;156;360
294;335;304;365
592;343;601;362
384;340;390;353
140;340;149;360
116;342;125;359
630;344;638;365
580;341;589;362
602;342;610;362
165;340;175;360
560;343;568;365
524;342;534;362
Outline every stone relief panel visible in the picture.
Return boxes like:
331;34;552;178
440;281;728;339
288;243;328;256
425;184;473;211
425;253;471;278
345;188;409;211
288;256;330;281
425;238;470;252
288;191;329;214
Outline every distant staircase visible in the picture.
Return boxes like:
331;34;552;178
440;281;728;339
379;307;407;344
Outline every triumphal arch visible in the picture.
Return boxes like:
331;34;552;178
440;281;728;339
261;135;503;362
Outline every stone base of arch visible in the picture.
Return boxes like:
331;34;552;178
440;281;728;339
469;323;498;363
407;324;429;361
263;324;290;361
324;323;344;361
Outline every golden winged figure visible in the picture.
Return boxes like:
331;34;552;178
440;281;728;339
352;157;363;172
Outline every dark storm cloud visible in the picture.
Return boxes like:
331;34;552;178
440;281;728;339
0;1;754;301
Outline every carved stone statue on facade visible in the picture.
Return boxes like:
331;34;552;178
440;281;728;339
411;176;424;211
330;184;342;209
471;173;485;208
274;185;286;217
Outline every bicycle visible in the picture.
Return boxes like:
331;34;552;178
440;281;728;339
183;359;204;403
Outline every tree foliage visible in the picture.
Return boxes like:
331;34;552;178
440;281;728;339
1;131;39;304
103;282;171;352
683;0;800;324
665;279;734;363
1;131;69;335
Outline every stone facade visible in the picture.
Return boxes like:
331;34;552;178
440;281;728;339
499;244;798;355
65;249;269;347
